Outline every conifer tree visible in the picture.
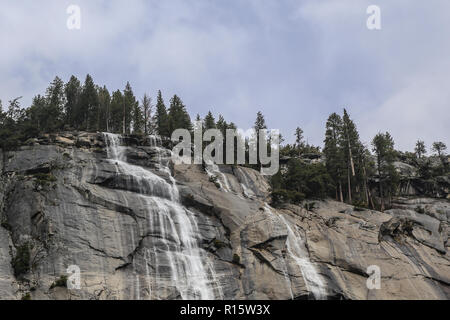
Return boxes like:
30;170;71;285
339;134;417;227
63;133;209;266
372;132;397;211
64;75;81;129
98;86;111;132
141;94;153;135
216;115;229;162
295;127;304;155
432;141;447;168
110;90;124;133
154;90;169;137
341;109;362;203
80;74;99;131
203;111;216;130
45;76;65;131
415;140;426;159
123;82;138;134
28;95;47;133
254;111;267;168
168;95;192;134
324;113;345;202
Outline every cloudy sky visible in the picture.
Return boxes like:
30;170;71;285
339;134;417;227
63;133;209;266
0;0;449;151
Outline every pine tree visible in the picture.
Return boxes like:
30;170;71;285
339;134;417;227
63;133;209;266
154;91;169;137
253;111;268;169
415;140;426;159
432;141;447;167
123;82;138;134
432;141;447;158
168;95;192;134
295;127;304;155
323;113;345;202
141;94;153;135
216;115;228;162
98;86;111;132
45;76;65;131
372;132;397;211
355;142;375;208
80;74;99;131
64;75;81;129
110;90;124;133
0;98;24;150
341;109;363;203
203;111;216;130
28;95;47;133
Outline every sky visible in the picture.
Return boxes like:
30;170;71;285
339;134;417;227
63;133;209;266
0;0;449;151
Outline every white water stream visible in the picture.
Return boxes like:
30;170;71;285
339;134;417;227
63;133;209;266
103;133;222;300
265;205;327;300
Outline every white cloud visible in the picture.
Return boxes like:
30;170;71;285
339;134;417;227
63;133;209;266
0;0;448;151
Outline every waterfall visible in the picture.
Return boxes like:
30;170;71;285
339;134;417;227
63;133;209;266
265;205;327;300
205;164;231;192
103;133;222;300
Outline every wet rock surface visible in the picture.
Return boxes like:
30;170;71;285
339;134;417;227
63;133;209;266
0;132;448;300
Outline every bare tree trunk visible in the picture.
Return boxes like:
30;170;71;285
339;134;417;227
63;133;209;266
339;181;344;202
379;177;384;212
122;102;126;135
368;187;375;209
362;164;369;206
348;139;355;176
347;167;352;203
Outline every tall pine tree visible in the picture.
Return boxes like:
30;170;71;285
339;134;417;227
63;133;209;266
80;74;99;131
372;132;397;211
64;75;81;129
323;113;345;202
154;90;169;137
168;95;192;134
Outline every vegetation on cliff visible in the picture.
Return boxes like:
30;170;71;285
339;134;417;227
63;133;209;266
0;75;448;212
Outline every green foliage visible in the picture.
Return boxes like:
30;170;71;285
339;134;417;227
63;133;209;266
432;141;448;168
253;111;267;169
209;175;221;189
33;173;57;189
294;127;305;153
415;140;426;159
168;95;192;134
322;110;374;205
21;293;31;300
64;75;82;128
110;90;124;133
1;221;12;231
141;94;153;135
415;206;425;214
270;159;332;206
80;74;99;131
50;275;68;289
213;239;226;249
323;113;345;196
98;86;111;132
372;132;398;210
203;111;216;130
123;82;139;134
271;189;305;207
12;243;31;278
154;90;170;137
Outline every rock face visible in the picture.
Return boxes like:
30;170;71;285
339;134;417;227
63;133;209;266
0;132;448;300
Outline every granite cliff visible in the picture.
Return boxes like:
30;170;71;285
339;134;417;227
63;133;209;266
0;132;448;300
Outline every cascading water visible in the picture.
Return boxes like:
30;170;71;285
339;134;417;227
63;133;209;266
205;164;231;192
103;133;222;300
264;205;327;300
